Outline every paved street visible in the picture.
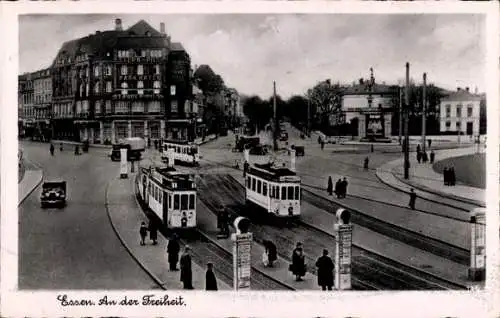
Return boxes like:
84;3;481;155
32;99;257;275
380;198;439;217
18;141;157;289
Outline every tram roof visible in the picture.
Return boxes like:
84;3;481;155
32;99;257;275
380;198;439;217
248;163;299;181
142;166;196;190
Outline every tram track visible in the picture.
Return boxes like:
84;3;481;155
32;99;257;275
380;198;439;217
197;174;465;290
134;176;291;291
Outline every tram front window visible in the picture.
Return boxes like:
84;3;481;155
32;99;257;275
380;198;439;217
191;147;198;154
288;186;294;200
181;194;189;210
174;194;179;209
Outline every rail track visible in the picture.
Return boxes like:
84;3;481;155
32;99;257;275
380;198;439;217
134;178;292;290
197;173;466;290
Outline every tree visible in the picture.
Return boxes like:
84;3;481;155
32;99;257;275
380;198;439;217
308;79;343;129
285;95;309;128
242;95;272;132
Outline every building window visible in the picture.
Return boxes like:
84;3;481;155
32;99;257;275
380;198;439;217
106;81;112;93
153;81;161;94
132;101;144;113
79;84;84;97
115;101;128;113
121;65;128;75
445;121;451;131
456;122;461;130
121;82;128;95
86;68;89;78
83;100;89;113
141;50;146;57
94;66;99;77
86;83;89;96
105;66;112;76
445;105;451;118
105;100;112;113
137;81;144;95
76;101;82;114
95;101;101;114
456;105;462;118
137;65;144;75
148;101;161;113
467;105;473;117
171;100;178;113
94;82;100;94
155;64;160;75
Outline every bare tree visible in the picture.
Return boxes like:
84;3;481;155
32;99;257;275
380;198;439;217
308;79;343;127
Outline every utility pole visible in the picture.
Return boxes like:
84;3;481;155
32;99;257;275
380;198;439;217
422;73;427;153
273;81;279;151
398;87;403;145
404;62;410;180
307;90;311;137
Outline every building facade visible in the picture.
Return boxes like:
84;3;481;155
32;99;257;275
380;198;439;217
47;18;193;144
341;69;397;140
18;73;34;137
439;87;481;136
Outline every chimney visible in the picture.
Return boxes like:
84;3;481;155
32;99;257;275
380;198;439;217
466;87;470;93
160;22;165;34
115;18;123;31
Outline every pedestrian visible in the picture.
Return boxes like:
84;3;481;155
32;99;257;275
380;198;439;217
450;167;456;186
364;157;369;170
290;242;306;281
139;221;148;246
443;167;449;186
341;177;348;198
428;139;432;148
205;262;218;291
167;233;180;271
180;246;194;289
370;144;374;153
318;136;321;145
243;160;249;178
416;151;422;164
149;221;158;245
408;188;417;210
50;143;55;156
335;178;342;199
154;139;158;150
263;240;277;267
321;140;325;150
60;142;63;152
74;145;80;156
416;144;421;154
430;150;435;164
147;138;151;149
315;249;334;291
327;176;333;196
422;151;428;163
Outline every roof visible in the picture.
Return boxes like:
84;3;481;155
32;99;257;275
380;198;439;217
441;90;482;102
343;83;397;95
248;163;299;182
127;20;162;37
193;64;216;79
171;42;186;52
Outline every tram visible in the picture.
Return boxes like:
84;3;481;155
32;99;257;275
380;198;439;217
161;140;199;166
136;165;197;230
245;163;301;218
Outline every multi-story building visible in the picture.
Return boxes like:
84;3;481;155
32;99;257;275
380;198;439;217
32;68;52;140
341;69;397;140
49;18;193;144
18;73;34;137
439;87;482;136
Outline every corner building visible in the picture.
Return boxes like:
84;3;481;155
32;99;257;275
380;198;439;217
51;18;192;144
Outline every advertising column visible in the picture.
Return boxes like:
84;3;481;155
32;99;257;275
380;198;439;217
290;149;296;172
120;148;128;179
232;217;252;290
333;208;353;290
468;208;486;281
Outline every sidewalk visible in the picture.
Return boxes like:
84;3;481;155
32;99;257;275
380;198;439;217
105;173;231;290
230;174;480;289
377;147;486;208
18;169;43;206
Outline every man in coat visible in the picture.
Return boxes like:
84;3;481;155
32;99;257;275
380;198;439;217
335;178;342;199
167;234;180;271
290;242;306;281
315;249;334;291
50;143;55;156
205;262;218;291
180;246;193;289
340;177;348;198
408;188;417;210
327;176;333;196
430;150;435;164
149;221;158;245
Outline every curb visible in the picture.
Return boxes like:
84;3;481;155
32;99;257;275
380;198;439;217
18;170;44;207
391;168;485;208
104;176;167;290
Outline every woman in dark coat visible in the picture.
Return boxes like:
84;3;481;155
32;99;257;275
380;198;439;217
327;176;333;196
149;221;158;245
450;167;456;186
264;240;277;267
167;234;180;271
290;243;306;281
316;249;334;291
180;246;193;289
205;262;218;291
335;178;342;198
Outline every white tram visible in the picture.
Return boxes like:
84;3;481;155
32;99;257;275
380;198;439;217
137;166;197;229
245;163;301;217
161;140;199;166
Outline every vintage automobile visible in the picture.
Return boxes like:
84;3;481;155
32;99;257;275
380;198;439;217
279;131;289;141
40;181;67;208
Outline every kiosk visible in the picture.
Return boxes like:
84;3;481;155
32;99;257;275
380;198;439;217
232;217;252;290
333;208;353;290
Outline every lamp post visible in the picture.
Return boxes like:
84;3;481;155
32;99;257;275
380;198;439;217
421;73;427;153
404;63;410;180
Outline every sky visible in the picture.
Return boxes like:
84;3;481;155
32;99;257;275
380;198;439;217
19;14;486;99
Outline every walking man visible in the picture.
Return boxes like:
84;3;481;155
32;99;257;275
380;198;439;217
335;178;342;199
139;222;148;246
416;151;422;164
327;176;333;196
149;221;158;245
180;246;194;289
363;157;369;170
167;233;180;271
444;167;449;186
49;143;55;156
341;177;348;198
430;150;435;164
315;249;334;291
408;188;417;210
205;262;218;291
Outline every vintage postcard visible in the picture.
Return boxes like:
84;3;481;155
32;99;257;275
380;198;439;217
1;1;499;317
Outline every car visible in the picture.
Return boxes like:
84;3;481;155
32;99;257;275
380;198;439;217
249;145;268;156
40;181;67;208
279;132;289;141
